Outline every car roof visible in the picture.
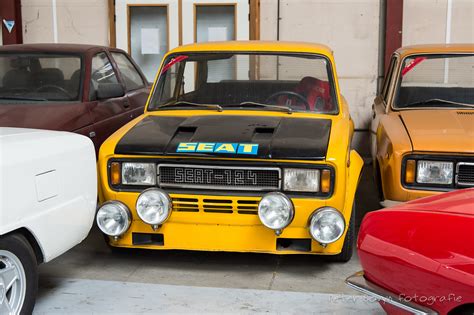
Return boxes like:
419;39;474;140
169;41;334;56
0;43;109;54
396;43;474;57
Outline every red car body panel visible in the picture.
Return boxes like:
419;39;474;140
0;44;150;153
358;188;474;315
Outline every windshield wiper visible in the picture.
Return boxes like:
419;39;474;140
404;98;474;108
157;101;223;111
0;96;48;101
226;101;293;114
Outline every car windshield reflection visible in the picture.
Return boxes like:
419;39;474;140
395;54;474;109
148;52;339;114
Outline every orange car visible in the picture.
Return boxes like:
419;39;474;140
371;44;474;206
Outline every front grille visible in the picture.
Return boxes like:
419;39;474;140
457;163;474;186
172;197;259;215
158;164;280;191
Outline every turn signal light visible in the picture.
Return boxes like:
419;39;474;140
405;159;416;184
321;169;331;193
110;162;121;185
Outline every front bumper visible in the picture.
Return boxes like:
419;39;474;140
345;271;437;315
104;192;352;255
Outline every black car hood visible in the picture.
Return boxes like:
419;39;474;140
115;115;331;160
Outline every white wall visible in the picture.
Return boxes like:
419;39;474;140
403;0;474;45
22;0;109;45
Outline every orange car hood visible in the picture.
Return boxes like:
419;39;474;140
399;109;474;153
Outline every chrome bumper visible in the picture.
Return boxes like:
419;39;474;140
345;271;437;315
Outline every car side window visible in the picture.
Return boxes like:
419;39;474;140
111;52;145;91
90;52;119;100
381;56;397;105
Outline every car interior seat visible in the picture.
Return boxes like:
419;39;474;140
293;76;334;112
3;58;32;90
33;68;65;88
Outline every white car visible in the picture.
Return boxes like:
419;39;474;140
0;128;97;314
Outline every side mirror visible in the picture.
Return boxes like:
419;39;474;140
96;83;125;100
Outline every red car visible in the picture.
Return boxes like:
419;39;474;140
0;44;150;152
347;188;474;315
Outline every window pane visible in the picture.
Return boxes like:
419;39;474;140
0;53;82;102
112;52;144;91
130;6;168;81
196;5;236;82
90;52;119;99
196;6;235;42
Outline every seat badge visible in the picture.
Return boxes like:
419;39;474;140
177;142;259;155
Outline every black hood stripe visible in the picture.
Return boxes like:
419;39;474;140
115;115;331;160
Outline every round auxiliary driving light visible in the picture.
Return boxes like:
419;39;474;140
96;201;131;237
258;192;294;231
136;188;172;226
309;207;345;244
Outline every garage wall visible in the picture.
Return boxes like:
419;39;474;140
403;0;474;45
21;0;109;45
260;0;381;155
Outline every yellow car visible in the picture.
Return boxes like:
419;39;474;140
371;44;474;207
96;41;363;261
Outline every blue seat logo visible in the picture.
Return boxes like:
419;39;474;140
177;142;259;155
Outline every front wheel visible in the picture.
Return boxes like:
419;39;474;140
324;203;355;263
0;234;38;315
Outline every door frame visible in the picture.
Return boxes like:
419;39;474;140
126;3;171;54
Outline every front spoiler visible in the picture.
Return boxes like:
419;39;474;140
345;271;437;315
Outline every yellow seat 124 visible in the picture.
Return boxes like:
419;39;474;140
96;41;363;262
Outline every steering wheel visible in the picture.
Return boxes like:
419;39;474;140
35;85;73;99
265;91;310;110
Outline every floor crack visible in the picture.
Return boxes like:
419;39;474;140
267;257;281;290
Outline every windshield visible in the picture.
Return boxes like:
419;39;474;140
395;54;474;109
0;53;82;103
148;53;338;114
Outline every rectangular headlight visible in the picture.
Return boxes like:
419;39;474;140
283;168;320;192
416;160;453;185
122;162;156;185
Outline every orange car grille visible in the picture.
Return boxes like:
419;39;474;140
172;197;259;215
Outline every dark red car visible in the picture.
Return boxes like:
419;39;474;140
347;188;474;315
0;44;150;152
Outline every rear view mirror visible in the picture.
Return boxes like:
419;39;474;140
97;83;125;100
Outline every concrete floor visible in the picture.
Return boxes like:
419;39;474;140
34;165;383;314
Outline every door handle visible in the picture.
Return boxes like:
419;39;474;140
123;99;130;108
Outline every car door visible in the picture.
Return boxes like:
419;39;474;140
88;51;131;152
371;55;398;161
110;51;150;118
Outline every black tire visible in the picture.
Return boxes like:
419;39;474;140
325;203;355;263
0;233;38;315
448;304;474;315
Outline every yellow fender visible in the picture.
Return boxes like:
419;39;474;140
344;149;364;216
